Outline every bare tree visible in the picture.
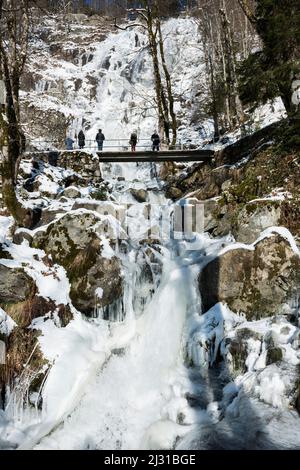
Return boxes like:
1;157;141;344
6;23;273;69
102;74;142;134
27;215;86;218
0;0;36;227
115;1;178;147
237;0;256;25
219;1;244;127
195;0;255;135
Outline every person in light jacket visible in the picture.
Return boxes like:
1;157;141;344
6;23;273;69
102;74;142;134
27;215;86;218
65;136;74;151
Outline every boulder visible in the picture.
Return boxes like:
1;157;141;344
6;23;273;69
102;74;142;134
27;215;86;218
37;208;66;227
234;200;282;244
73;200;124;220
61;186;82;199
199;232;300;320
12;229;33;245
130;188;149;203
165;186;183;200
63;173;87;188
0;265;34;304
0;244;12;260
58;152;101;180
266;347;283;365
165;164;229;201
32;211;123;316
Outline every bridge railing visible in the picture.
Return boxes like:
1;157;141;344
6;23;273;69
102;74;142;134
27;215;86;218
25;138;184;153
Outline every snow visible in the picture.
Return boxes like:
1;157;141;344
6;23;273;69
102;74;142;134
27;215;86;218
1;241;70;305
95;288;103;299
0;216;13;243
1;166;300;450
187;302;242;368
99;235;115;259
0;308;16;336
249;189;293;203
240;368;289;409
217;226;300;257
0;13;299;452
254;226;300;255
22;15;286;151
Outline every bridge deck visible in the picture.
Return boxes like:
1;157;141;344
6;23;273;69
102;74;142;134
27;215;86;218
97;149;215;163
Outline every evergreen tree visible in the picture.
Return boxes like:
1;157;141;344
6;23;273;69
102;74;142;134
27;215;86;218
238;0;300;117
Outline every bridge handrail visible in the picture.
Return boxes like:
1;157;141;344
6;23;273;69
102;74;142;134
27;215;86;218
25;138;186;152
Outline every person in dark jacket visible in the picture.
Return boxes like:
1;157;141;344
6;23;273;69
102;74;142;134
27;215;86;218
96;129;105;151
151;131;160;152
78;130;85;149
129;131;138;152
135;33;140;48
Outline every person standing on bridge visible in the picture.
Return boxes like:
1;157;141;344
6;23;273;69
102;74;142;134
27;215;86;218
151;131;160;152
78;130;85;149
65;136;74;151
129;131;138;152
96;129;105;151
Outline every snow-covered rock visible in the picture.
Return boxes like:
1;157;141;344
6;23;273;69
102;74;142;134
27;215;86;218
0;264;34;304
32;210;123;315
235;199;283;244
199;230;300;319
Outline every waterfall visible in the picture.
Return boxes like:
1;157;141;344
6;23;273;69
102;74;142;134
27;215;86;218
2;157;300;450
2;159;223;450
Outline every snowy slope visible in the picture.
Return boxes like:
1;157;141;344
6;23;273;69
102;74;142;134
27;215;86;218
21;13;286;152
21;15;206;150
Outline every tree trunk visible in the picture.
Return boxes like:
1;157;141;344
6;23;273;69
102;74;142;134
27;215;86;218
0;60;34;227
208;55;220;141
146;8;169;141
156;14;177;148
0;109;35;228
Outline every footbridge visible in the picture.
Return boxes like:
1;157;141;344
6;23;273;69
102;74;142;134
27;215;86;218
96;149;215;163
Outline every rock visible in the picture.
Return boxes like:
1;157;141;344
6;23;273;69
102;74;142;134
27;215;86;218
130;188;148;203
159;161;177;181
38;209;66;227
166;164;229;201
12;230;33;245
221;180;232;191
212;210;234;238
296;382;300;415
31;152;102;182
62;186;82;199
0;244;12;260
71;255;122;314
63;174;87;188
226;328;262;373
199;232;300;320
203;199;219;232
73;201;125;222
58;152;102;179
32;211;123;316
166;186;183;200
266;347;283;365
0;265;34;304
3;292;73;328
235;200;282;244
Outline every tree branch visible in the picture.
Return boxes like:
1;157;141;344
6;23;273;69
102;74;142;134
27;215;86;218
237;0;257;25
113;17;147;31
